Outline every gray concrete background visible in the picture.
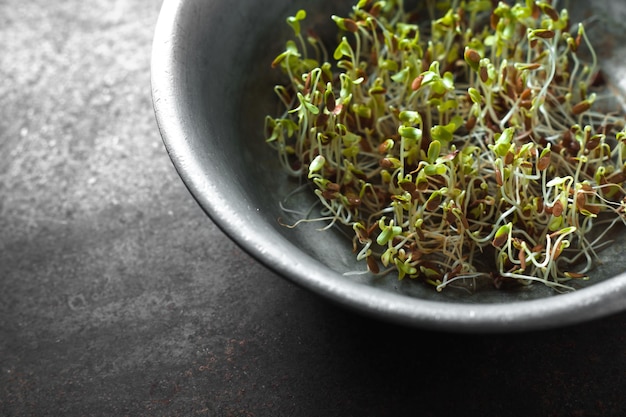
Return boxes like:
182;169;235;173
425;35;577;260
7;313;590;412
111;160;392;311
1;1;625;416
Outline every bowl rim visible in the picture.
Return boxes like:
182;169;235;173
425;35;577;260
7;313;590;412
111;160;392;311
151;0;626;332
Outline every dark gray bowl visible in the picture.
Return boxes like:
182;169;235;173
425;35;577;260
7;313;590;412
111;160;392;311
152;0;626;332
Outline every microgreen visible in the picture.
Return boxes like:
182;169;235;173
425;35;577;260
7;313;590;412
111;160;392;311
265;0;626;291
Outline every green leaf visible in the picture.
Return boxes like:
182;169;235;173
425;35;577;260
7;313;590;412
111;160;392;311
424;163;447;176
431;125;453;142
399;110;421;124
398;126;422;140
333;37;353;60
342;130;361;146
381;247;397;267
548;215;563;232
295;92;319;115
377;220;402;245
271;40;300;68
442;71;455;90
391;67;411;83
491;127;514;157
438;99;458;113
395;257;417;280
286;9;306;35
379;59;399;72
468;87;482;104
427;140;441;163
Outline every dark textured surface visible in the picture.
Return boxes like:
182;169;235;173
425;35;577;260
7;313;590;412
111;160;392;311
1;1;625;416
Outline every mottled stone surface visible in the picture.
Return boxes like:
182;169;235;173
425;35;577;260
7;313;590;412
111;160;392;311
0;1;625;416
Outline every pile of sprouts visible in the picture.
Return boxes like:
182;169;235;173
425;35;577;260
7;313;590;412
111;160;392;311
265;0;626;291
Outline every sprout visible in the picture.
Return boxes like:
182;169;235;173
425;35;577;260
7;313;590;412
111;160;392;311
266;1;626;292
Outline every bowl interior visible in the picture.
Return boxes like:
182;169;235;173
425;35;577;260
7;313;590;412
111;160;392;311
153;0;626;331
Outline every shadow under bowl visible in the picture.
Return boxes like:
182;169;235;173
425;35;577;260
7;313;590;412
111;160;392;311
152;0;626;332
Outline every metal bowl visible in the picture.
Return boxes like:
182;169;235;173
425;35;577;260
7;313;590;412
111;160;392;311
152;0;626;332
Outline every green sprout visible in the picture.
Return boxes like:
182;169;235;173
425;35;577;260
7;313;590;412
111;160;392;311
265;0;626;292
